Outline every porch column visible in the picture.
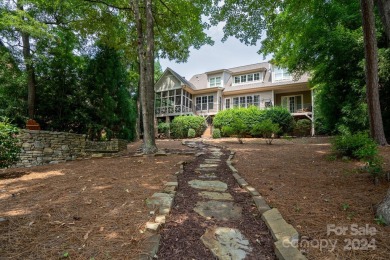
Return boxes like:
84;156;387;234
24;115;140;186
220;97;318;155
180;88;183;115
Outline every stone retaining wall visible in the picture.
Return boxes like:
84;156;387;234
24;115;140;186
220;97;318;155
16;130;86;167
85;139;128;153
15;130;128;168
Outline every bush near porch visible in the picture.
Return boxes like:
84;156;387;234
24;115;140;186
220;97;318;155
170;115;207;139
213;106;294;137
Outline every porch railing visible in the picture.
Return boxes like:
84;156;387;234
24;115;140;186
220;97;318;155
155;105;193;116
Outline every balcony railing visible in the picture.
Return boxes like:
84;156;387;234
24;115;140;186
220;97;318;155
155;105;193;116
286;103;312;114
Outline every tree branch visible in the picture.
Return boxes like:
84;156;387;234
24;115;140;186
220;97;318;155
83;0;132;11
158;0;177;15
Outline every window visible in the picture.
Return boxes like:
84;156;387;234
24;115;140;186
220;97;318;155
202;96;207;110
208;96;214;110
225;99;230;109
240;97;246;107
233;97;239;107
246;96;253;106
209;76;221;87
281;95;303;113
196;95;214;111
240;75;247;83
234;76;240;84
274;67;291;81
254;95;260;107
233;72;262;85
229;95;261;108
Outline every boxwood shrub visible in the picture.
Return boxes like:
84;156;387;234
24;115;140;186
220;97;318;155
170;116;207;138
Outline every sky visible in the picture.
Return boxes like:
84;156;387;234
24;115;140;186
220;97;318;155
159;23;269;80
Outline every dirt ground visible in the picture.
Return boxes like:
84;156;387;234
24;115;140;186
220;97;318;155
206;137;390;260
0;140;192;260
1;137;390;259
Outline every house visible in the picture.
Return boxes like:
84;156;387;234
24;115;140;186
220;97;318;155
154;61;314;135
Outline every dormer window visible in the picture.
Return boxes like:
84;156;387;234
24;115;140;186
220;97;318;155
274;67;291;81
233;72;262;85
209;76;221;87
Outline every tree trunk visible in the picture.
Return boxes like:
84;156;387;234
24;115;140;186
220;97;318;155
375;0;390;43
360;0;388;145
132;0;158;154
18;3;37;119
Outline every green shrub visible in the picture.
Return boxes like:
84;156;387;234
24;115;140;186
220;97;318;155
212;128;221;139
187;128;196;138
263;106;294;134
294;119;312;137
332;132;383;177
158;122;170;135
214;106;265;136
170;116;206;139
221;118;247;144
0;118;20;168
251;119;280;144
332;132;377;159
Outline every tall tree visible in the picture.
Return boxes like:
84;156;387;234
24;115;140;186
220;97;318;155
376;0;390;42
360;0;387;145
131;0;157;153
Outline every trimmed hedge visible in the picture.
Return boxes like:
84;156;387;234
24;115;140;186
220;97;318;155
213;106;294;137
213;106;266;136
170;115;207;138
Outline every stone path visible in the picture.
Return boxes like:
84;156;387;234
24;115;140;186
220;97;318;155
155;141;275;259
189;144;251;258
140;141;307;259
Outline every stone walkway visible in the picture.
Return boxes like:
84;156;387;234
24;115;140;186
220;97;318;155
189;145;252;259
154;141;275;259
139;141;307;260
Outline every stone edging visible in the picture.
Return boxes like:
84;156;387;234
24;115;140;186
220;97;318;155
226;151;307;260
137;159;185;259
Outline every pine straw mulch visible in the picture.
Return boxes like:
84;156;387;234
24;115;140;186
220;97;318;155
206;137;390;260
157;142;275;259
0;140;192;260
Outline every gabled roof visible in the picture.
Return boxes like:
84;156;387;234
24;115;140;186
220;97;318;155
155;67;195;90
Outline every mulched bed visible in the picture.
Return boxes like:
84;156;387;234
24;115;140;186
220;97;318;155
157;142;276;259
207;137;390;260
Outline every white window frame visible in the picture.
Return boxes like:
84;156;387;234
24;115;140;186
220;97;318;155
196;95;214;111
273;67;291;81
233;72;263;85
229;95;261;108
209;76;221;88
